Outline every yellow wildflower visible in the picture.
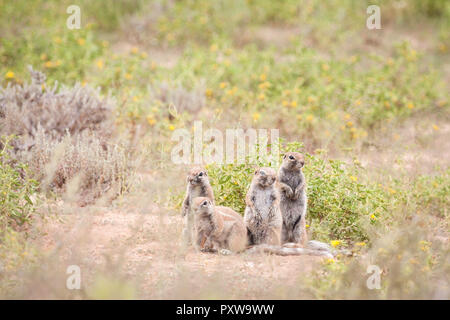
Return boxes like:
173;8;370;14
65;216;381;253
205;89;213;98
168;125;175;131
330;240;341;248
419;240;431;252
77;38;85;46
5;71;14;79
96;59;104;70
307;96;316;103
147;116;156;126
252;113;260;121
210;44;218;52
219;82;228;89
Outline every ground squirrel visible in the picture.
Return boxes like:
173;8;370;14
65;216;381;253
181;167;215;245
192;197;247;254
244;167;282;246
183;166;334;258
277;152;308;245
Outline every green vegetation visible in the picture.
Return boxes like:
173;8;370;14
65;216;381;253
0;137;38;232
0;0;448;299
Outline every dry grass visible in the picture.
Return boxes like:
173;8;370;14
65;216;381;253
0;68;133;205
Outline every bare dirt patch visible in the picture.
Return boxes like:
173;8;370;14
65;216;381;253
30;204;326;299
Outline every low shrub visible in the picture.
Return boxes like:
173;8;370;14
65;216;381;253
0;137;38;233
0;68;132;204
202;142;390;243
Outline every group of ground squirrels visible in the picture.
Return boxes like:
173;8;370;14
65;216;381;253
181;152;334;257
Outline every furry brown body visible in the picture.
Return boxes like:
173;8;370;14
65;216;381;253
278;152;308;245
181;167;215;245
192;197;247;253
244;167;282;246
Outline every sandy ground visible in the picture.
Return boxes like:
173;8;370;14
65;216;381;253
31;206;325;299
26;110;449;299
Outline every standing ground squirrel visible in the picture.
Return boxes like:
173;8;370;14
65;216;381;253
181;167;215;245
244;167;282;246
192;197;247;254
278;152;308;245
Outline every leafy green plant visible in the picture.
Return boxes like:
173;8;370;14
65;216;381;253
203;142;390;243
0;137;38;233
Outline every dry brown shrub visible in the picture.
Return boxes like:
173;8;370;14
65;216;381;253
0;67;132;204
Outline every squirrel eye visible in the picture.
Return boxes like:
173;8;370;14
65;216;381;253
199;172;203;177
289;155;294;160
202;200;208;206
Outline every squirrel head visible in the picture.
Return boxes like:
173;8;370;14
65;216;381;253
193;197;214;216
253;167;277;188
187;167;210;186
281;152;305;171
